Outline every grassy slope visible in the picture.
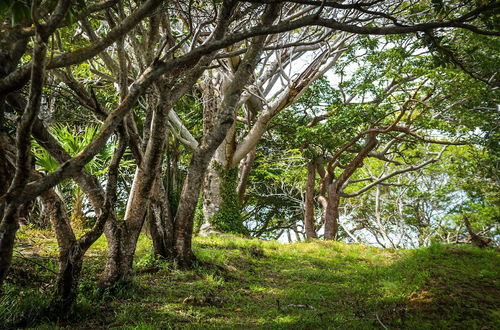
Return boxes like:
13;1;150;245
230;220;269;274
2;228;499;329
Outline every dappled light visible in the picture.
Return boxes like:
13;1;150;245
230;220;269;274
0;0;498;327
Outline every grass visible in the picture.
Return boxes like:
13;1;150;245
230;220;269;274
2;227;499;329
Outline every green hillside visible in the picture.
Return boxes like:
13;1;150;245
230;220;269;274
2;230;499;329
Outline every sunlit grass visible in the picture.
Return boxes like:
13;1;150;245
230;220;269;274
3;229;499;329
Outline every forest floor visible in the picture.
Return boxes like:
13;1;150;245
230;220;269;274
2;227;499;329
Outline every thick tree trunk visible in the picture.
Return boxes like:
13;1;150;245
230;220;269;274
54;244;84;315
201;71;236;232
201;128;241;235
100;220;138;287
323;191;340;240
202;156;225;227
174;153;209;267
304;161;318;239
148;180;174;259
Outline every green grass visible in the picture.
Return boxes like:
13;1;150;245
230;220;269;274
2;228;499;329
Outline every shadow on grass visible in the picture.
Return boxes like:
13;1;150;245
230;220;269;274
1;240;498;329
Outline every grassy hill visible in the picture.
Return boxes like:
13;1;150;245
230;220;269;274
2;228;499;329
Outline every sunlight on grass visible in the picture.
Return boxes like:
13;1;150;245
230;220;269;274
5;229;500;329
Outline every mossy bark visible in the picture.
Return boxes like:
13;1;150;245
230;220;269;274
207;167;245;234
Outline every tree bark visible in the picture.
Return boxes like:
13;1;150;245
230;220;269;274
101;91;171;284
463;214;490;248
323;133;378;240
148;179;175;259
237;147;257;201
201;71;227;228
201;124;239;233
0;35;47;286
173;3;281;267
100;221;137;287
39;187;80;315
304;161;318;239
323;190;340;240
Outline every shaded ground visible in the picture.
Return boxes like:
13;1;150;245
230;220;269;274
1;228;499;329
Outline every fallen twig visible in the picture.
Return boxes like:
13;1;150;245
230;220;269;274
14;250;58;275
375;313;388;330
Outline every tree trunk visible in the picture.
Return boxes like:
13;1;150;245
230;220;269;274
100;220;137;287
202;153;225;228
0;205;20;284
101;81;171;284
54;243;84;316
323;133;378;241
148;180;174;259
201;71;237;233
463;214;490;248
201;148;243;235
39;187;83;316
323;191;340;240
237;147;256;201
0;132;14;222
173;3;280;267
174;152;209;267
304;161;318;239
0;133;15;283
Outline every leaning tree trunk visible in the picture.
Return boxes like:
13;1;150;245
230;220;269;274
174;152;211;267
237;147;257;201
463;214;490;248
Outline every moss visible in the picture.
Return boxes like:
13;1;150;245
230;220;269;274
209;167;246;235
193;193;204;234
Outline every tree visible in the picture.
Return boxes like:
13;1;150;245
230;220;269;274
0;0;498;312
